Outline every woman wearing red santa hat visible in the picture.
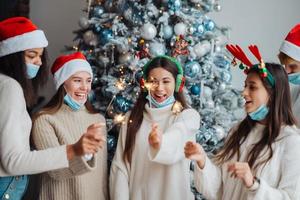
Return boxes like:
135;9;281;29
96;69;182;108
31;52;108;200
0;17;103;199
279;23;300;126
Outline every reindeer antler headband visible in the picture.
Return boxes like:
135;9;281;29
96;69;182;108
226;44;275;87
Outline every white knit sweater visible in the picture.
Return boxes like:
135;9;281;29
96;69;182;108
110;103;200;200
0;74;68;177
194;123;300;200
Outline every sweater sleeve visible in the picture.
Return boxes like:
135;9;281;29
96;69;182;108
246;132;300;200
0;78;68;176
194;156;223;200
109;120;130;200
148;108;200;165
32;115;95;180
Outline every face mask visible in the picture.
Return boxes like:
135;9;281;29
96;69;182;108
64;94;85;111
288;72;300;85
248;104;269;121
26;63;40;79
146;95;175;108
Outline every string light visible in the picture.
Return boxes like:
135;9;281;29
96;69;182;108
114;114;125;124
172;101;183;115
115;79;126;91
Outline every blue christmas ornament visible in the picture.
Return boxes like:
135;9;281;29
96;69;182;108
93;6;104;18
214;55;230;70
93;24;102;33
135;70;143;84
107;134;117;152
163;25;173;39
184;61;201;78
221;71;232;83
168;0;182;12
114;96;132;113
195;24;205;36
191;85;201;95
204;19;215;31
100;29;113;45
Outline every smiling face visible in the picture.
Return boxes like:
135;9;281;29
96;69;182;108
147;67;176;103
63;71;92;104
242;72;270;113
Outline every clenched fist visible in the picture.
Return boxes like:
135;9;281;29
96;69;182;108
184;141;206;169
148;123;162;150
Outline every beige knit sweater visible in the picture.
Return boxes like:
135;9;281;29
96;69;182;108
32;104;108;200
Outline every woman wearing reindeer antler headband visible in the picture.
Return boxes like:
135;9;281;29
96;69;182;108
184;45;300;199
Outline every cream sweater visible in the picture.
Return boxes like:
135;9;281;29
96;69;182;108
194;123;300;200
32;104;108;200
0;74;68;177
110;103;200;200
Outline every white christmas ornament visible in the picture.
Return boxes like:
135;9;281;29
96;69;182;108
140;23;157;40
213;125;226;140
174;22;187;36
193;41;211;58
149;42;166;56
78;17;89;29
83;30;98;46
203;86;212;99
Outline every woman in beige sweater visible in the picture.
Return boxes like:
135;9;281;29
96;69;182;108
32;52;108;200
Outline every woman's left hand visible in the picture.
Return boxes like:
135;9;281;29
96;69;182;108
227;162;254;188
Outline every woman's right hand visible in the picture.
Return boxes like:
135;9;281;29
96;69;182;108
67;122;106;160
184;141;206;169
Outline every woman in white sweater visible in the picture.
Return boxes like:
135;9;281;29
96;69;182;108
185;45;300;200
0;17;102;200
110;55;200;200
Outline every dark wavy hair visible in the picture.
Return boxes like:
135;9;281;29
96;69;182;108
0;50;49;107
215;63;296;171
123;56;189;163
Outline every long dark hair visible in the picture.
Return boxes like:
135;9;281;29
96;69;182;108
123;56;189;163
215;63;296;171
0;50;49;107
33;85;98;121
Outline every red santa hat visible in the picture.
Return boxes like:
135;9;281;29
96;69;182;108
0;17;48;57
279;23;300;62
51;52;93;89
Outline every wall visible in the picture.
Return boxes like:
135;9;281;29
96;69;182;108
30;0;300;98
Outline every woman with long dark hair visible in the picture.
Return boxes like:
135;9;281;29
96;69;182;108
185;45;300;199
110;55;200;200
0;17;102;199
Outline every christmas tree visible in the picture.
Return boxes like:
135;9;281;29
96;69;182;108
67;0;244;198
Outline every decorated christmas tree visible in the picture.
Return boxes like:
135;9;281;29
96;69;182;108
67;0;244;198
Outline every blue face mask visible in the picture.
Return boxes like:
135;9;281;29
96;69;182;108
248;104;269;121
26;63;40;79
64;94;84;111
288;72;300;85
146;95;175;108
